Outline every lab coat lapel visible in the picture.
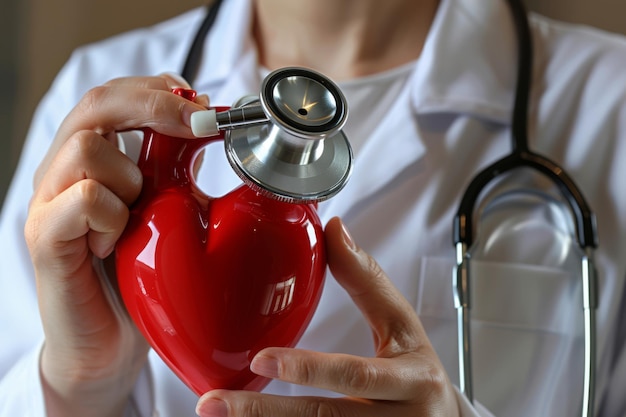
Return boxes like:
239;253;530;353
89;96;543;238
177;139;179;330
411;0;517;122
320;84;426;221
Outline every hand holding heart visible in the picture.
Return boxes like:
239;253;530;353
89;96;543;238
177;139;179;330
25;76;460;417
196;217;460;417
25;74;209;417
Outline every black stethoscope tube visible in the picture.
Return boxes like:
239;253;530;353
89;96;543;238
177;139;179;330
453;0;597;250
181;0;224;83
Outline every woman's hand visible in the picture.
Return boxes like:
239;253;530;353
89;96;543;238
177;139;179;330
196;217;461;417
24;74;208;417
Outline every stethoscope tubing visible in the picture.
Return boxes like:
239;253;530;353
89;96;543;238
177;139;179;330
179;0;598;414
453;1;598;415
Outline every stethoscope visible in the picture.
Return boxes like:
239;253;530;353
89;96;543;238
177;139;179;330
451;1;598;416
179;0;598;414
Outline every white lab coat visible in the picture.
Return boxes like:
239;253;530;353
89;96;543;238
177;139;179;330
2;0;626;415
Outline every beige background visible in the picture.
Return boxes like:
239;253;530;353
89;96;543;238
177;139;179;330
1;0;625;205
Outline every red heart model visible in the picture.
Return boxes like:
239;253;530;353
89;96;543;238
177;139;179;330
116;91;326;396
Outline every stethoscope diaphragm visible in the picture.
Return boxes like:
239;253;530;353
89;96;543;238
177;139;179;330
190;67;352;203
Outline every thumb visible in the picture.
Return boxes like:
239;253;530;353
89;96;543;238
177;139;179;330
324;216;397;300
323;216;366;294
324;217;425;354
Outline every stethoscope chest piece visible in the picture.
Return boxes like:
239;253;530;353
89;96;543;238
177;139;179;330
224;67;352;203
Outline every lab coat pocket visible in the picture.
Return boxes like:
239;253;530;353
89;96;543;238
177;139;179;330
417;256;584;417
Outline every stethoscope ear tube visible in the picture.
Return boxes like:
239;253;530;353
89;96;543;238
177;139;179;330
452;0;598;415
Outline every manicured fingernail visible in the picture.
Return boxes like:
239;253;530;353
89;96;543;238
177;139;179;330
182;104;198;128
250;354;280;378
190;110;219;137
340;220;356;250
196;398;228;417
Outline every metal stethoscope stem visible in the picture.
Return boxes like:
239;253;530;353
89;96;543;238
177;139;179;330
454;243;597;416
581;249;598;417
213;104;268;131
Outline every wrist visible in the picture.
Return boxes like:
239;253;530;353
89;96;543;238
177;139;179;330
39;344;147;417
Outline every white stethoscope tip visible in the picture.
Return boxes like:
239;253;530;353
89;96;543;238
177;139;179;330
191;109;219;137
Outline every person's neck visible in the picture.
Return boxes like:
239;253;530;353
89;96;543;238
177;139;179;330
252;0;440;81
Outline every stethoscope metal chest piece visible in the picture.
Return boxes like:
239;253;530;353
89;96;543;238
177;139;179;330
225;67;352;203
190;67;352;203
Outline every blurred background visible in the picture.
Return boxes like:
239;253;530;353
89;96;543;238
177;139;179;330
1;0;625;207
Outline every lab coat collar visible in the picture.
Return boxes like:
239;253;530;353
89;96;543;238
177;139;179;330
319;85;425;220
410;0;519;125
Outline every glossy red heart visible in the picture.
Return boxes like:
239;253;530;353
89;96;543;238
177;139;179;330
115;99;326;395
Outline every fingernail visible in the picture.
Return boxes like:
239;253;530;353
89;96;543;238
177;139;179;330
181;103;206;131
102;243;116;259
250;354;280;378
340;220;356;250
196;398;228;417
190;109;219;137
